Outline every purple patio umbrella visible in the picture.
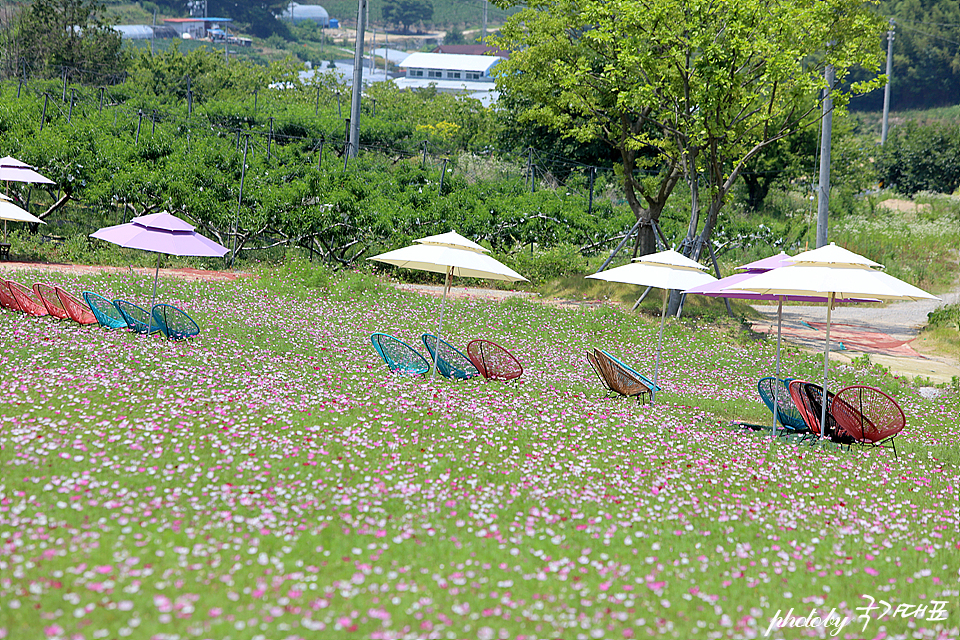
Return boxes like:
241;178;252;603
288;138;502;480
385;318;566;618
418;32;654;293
90;211;228;310
684;252;874;439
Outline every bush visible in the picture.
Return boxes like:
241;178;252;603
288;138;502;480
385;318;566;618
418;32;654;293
499;243;590;285
876;122;960;195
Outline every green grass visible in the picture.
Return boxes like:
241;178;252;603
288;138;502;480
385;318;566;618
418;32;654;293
0;261;956;639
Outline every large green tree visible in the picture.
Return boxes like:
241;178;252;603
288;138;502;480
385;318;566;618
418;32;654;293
3;0;123;82
493;0;885;275
382;0;434;34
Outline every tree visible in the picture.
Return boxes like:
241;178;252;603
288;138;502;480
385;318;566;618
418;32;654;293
207;1;291;39
383;0;434;34
493;0;884;297
4;0;124;83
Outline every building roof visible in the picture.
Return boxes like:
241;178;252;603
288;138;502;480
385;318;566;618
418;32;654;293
165;17;232;23
373;48;410;65
114;25;155;40
399;52;502;73
393;77;500;106
280;2;330;22
433;44;509;59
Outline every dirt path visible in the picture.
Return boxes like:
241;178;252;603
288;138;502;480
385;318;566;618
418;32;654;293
0;261;254;282
4;260;956;383
397;282;960;383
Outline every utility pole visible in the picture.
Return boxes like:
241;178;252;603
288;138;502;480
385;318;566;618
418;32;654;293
816;63;834;249
481;1;488;45
881;19;895;145
232;134;250;268
348;0;367;159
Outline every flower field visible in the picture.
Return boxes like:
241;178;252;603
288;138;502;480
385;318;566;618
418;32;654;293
1;264;957;640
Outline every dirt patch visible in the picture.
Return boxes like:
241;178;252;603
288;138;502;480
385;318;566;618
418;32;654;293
876;198;931;213
0;261;254;282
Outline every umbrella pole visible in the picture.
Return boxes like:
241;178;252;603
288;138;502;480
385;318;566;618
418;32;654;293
819;292;835;441
432;267;453;379
652;289;668;404
150;253;161;328
772;297;783;442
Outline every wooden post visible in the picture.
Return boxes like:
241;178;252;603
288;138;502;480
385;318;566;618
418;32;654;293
39;94;49;132
136;110;143;144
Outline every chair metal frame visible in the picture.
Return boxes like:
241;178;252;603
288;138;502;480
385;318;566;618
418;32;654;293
422;334;480;380
114;299;161;335
466;339;523;381
7;280;48;316
55;287;97;325
0;279;22;312
151;304;201;340
371;333;430;375
758;377;811;438
831;385;905;459
33;283;70;320
82;292;128;329
589;348;659;404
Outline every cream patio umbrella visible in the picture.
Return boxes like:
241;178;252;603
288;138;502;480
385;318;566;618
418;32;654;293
586;249;717;403
738;243;939;438
368;231;527;377
0;196;46;242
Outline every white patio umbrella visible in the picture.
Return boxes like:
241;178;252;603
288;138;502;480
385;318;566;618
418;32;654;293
0;198;46;241
586;249;717;403
738;243;939;437
368;231;527;377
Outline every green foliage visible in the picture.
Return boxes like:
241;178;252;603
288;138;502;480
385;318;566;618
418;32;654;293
875;122;960;195
498;243;590;285
927;304;960;331
382;0;434;34
852;0;960;111
4;0;125;82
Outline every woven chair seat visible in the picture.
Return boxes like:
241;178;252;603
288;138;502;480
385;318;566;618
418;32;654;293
589;348;659;404
466;339;523;381
371;333;430;375
0;280;22;312
789;381;853;445
33;283;70;320
758;377;809;433
114;299;160;334
82;292;128;329
55;287;97;325
8;280;48;316
832;385;905;458
152;304;200;339
422;334;480;380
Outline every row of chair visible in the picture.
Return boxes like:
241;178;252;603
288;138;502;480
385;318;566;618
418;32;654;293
757;377;905;457
371;333;523;381
0;277;199;340
0;279;98;324
586;347;661;405
83;293;200;340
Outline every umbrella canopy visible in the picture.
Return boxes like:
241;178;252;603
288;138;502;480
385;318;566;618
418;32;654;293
737;243;938;438
91;211;228;257
0;199;45;225
90;211;229;314
0;156;55;185
368;231;527;377
586;250;717;403
0;197;46;242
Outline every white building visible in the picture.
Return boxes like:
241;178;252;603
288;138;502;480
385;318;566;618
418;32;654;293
394;52;502;105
